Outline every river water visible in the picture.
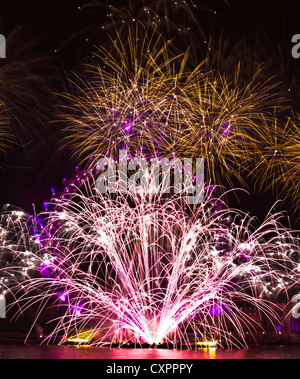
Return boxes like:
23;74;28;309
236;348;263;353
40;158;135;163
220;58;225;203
0;343;299;359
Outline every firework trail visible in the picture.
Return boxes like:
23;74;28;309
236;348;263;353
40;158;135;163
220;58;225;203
0;104;12;160
1;169;299;348
0;205;42;295
243;114;300;213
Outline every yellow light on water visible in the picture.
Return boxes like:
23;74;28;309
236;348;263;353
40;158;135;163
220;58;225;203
66;330;96;345
196;340;218;348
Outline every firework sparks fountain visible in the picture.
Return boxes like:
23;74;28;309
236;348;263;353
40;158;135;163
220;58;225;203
0;166;299;348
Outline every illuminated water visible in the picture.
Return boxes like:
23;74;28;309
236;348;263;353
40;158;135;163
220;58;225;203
0;343;299;359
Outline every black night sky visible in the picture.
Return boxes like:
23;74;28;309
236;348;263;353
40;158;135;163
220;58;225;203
0;0;300;227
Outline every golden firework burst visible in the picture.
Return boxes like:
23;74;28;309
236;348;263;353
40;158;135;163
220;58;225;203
0;103;12;158
248;113;300;212
59;26;285;190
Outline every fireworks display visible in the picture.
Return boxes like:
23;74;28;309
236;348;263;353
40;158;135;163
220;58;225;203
59;26;284;191
0;1;299;353
247;113;300;212
0;171;299;348
0;104;11;161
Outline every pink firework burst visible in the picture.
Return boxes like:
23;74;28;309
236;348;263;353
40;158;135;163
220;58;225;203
1;172;299;348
